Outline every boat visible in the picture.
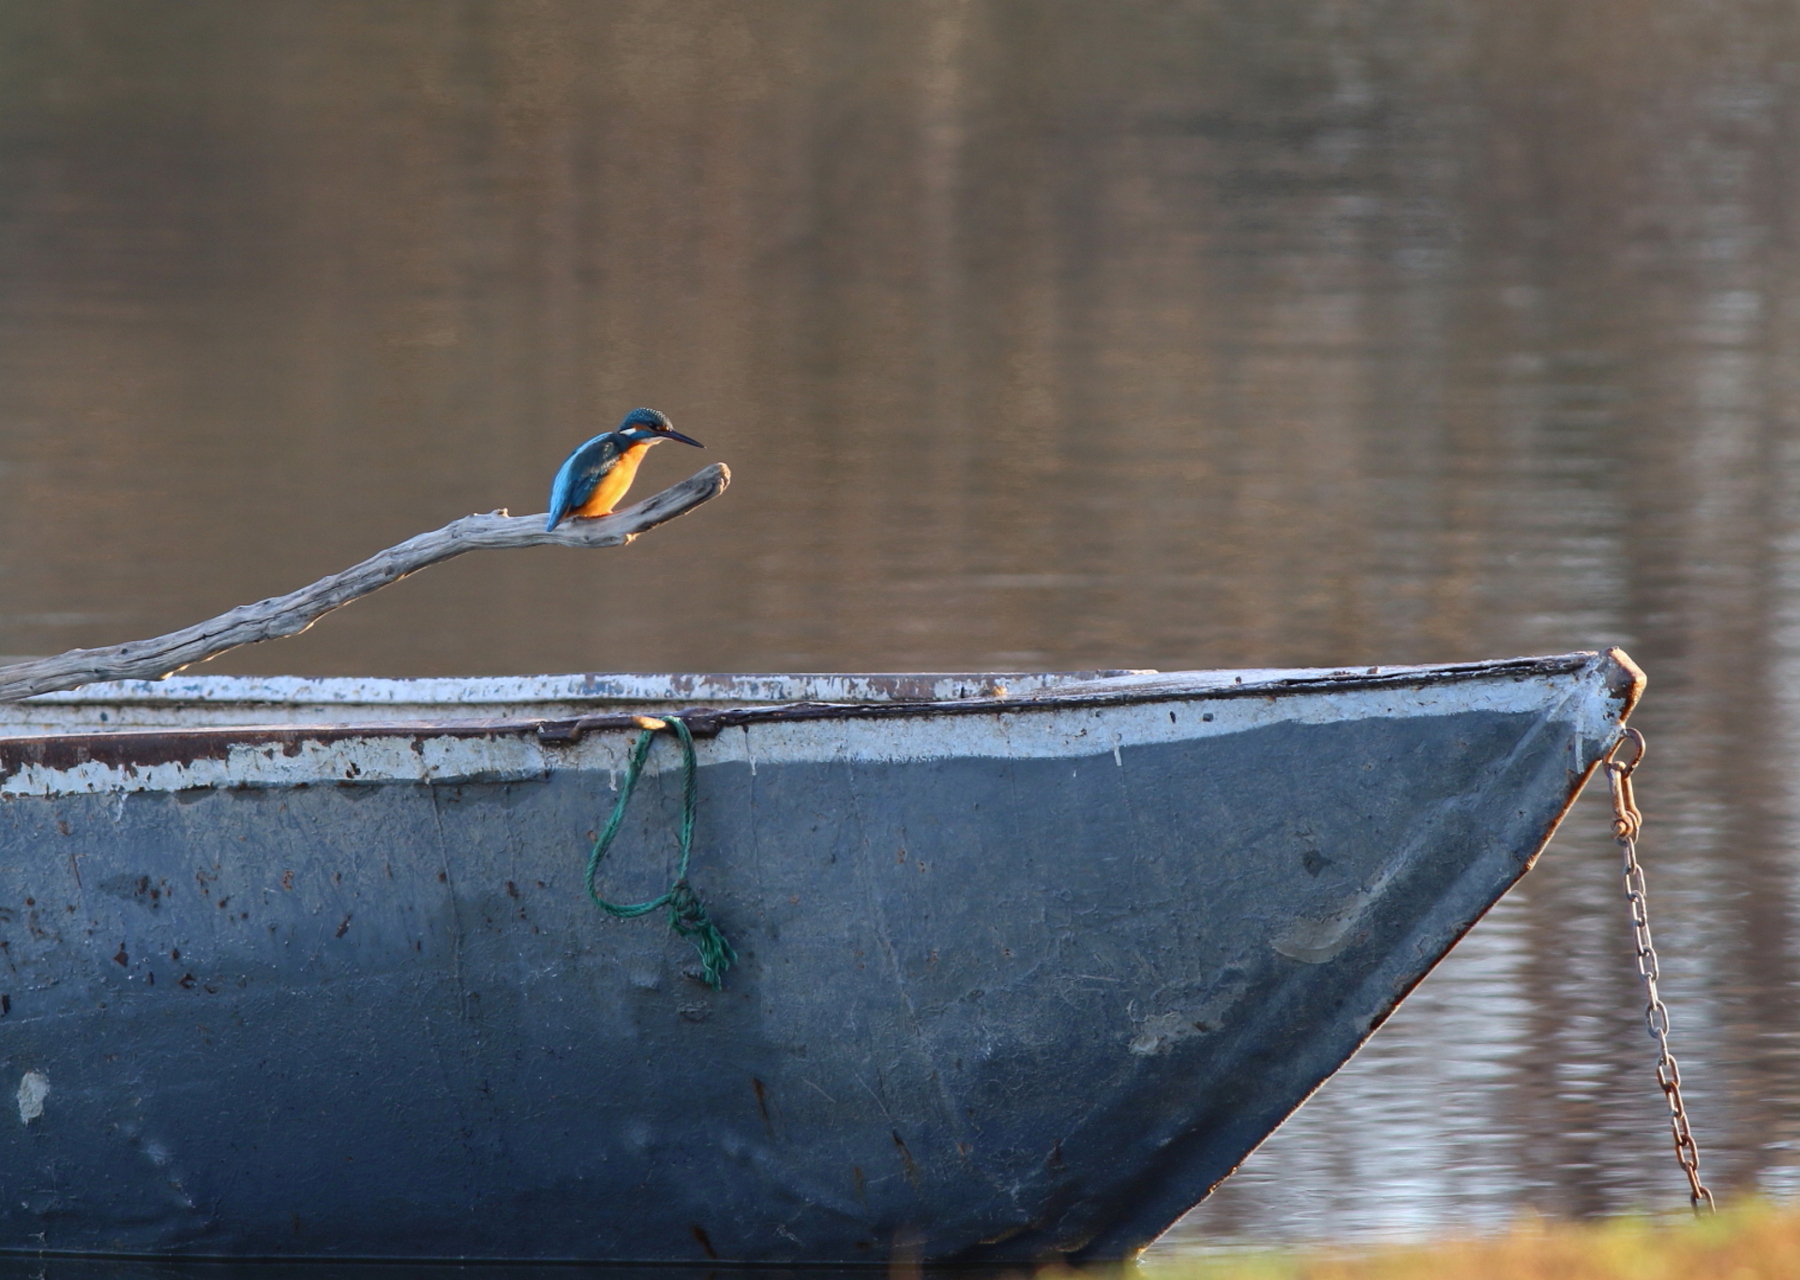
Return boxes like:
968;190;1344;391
0;649;1641;1264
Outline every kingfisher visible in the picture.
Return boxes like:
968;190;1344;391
544;407;704;531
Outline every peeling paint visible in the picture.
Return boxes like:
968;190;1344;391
1272;890;1377;964
2;671;1157;735
16;1071;48;1124
0;656;1628;799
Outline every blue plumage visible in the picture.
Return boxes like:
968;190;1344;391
544;408;703;531
545;433;625;531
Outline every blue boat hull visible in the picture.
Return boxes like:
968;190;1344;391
0;654;1639;1262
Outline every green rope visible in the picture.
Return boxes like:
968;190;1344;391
585;716;736;989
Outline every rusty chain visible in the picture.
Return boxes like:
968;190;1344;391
1602;727;1714;1214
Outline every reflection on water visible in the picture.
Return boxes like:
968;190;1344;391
3;0;1800;1255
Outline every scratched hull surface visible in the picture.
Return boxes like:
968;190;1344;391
0;653;1638;1263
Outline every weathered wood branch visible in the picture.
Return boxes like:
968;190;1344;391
0;462;731;702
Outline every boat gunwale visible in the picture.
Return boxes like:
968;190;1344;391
0;651;1635;777
13;669;1154;708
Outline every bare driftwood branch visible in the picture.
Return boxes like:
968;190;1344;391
0;462;731;702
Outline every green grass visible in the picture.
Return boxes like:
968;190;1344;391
1128;1202;1799;1279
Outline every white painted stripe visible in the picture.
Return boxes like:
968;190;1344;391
12;671;1145;708
0;661;1619;797
0;671;1150;735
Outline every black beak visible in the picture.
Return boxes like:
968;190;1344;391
660;428;704;448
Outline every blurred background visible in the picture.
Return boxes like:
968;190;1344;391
2;0;1799;1254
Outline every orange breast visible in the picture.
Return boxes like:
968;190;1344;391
574;443;650;517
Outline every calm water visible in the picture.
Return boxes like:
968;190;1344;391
3;0;1800;1257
